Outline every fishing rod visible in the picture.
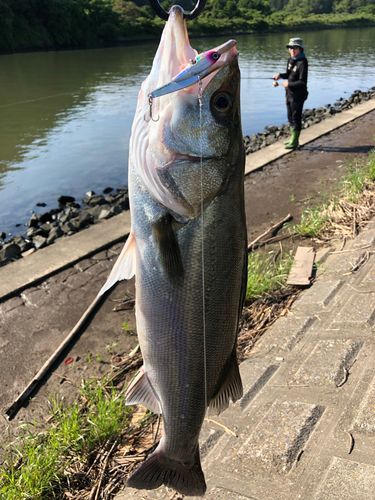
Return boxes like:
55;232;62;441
242;77;279;86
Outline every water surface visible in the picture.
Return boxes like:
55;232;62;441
1;27;375;235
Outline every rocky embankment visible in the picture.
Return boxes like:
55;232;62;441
0;188;129;267
1;87;375;267
244;87;375;154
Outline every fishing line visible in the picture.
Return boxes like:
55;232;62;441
0;90;84;109
198;76;208;413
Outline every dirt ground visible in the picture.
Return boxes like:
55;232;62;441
1;110;375;446
244;110;375;243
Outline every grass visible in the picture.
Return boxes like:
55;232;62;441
0;378;132;499
246;248;294;301
292;149;375;238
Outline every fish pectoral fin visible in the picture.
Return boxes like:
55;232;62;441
125;366;161;414
152;214;184;285
209;348;243;416
98;231;136;296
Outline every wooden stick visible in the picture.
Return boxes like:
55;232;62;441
248;214;292;250
4;294;106;420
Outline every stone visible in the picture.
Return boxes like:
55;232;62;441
70;211;93;230
0;232;6;240
32;235;47;250
27;214;39;228
102;187;113;194
87;195;108;207
36;202;46;207
61;222;76;234
98;208;112;220
38;212;53;224
46;226;63;245
0;243;21;261
57;195;75;205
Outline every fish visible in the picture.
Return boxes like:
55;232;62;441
99;5;247;497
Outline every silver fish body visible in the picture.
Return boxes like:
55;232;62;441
99;7;247;496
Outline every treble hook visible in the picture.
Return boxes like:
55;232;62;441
148;0;207;21
145;94;159;122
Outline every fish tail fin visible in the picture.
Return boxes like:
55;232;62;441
126;444;206;496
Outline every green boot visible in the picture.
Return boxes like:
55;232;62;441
285;129;300;150
283;127;294;145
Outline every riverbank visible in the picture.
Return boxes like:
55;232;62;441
1;86;375;270
2;104;375;499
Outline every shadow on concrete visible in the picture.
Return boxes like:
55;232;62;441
301;145;374;154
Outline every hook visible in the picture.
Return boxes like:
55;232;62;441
148;0;208;21
145;94;159;122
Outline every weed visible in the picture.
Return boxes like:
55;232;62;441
122;322;133;333
290;194;297;203
0;378;132;499
246;249;293;301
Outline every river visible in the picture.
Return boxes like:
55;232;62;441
1;26;375;236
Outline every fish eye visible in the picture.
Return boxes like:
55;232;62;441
212;92;231;112
212;52;220;60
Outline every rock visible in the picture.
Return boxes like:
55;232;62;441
40;223;53;233
98;208;113;220
86;190;95;197
46;226;63;245
36;202;46;207
38;212;53;224
334;102;341;106
70;211;93;230
0;243;21;261
111;206;122;216
26;227;39;238
61;222;76;234
33;235;47;250
116;194;130;210
103;187;113;194
13;235;33;253
58;195;75;205
66;202;81;209
87;205;104;220
265;125;278;133
0;232;6;240
86;195;108;207
27;214;39;228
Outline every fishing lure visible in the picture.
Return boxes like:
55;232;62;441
149;39;236;100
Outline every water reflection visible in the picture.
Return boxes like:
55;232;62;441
1;28;375;235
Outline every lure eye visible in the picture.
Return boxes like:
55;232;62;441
212;52;220;60
212;92;231;112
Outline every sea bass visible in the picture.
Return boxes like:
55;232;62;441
99;5;247;496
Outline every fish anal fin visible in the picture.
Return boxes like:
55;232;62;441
125;366;161;414
126;444;206;496
98;231;136;296
209;348;243;416
152;214;184;285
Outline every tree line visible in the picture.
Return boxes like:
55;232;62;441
1;0;375;52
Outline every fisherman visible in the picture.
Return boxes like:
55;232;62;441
273;37;308;150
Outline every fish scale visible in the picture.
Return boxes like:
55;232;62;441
99;5;247;496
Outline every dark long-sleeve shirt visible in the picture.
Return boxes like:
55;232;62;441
280;55;308;103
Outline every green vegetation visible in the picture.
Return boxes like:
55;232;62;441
0;378;133;499
246;248;294;300
292;148;375;237
1;0;375;52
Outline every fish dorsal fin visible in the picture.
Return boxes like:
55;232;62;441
98;231;136;296
152;214;184;285
209;348;243;416
125;366;162;414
